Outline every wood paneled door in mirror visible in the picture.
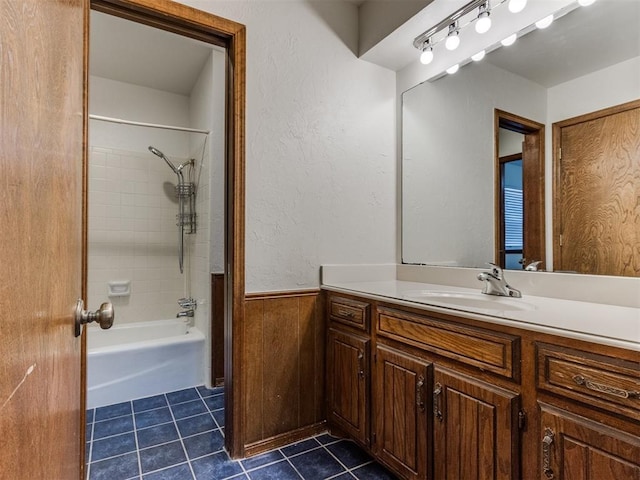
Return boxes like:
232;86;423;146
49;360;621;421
553;99;640;277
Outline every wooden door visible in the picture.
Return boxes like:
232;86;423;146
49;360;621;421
373;345;430;480
434;367;520;480
522;133;545;265
0;1;86;479
327;328;370;446
539;404;640;479
554;100;640;276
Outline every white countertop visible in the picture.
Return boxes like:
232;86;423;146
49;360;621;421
322;277;640;351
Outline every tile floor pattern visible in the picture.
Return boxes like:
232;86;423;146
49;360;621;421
86;386;397;480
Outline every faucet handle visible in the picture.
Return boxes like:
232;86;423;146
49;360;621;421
487;262;503;279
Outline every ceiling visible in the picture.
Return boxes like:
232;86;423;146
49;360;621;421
90;11;216;95
485;0;640;87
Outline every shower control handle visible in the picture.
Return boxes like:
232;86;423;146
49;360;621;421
74;299;114;337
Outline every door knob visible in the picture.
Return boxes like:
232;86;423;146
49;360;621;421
75;299;114;337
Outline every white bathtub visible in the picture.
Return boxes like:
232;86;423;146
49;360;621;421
87;319;205;409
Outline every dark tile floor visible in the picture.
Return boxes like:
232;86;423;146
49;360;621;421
86;386;396;480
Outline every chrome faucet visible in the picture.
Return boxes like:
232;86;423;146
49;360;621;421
524;260;543;271
477;263;522;298
176;309;194;318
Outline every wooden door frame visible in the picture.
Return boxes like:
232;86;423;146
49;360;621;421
87;0;246;458
494;109;545;269
552;98;640;273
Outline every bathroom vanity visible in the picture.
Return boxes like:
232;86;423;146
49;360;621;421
322;266;640;480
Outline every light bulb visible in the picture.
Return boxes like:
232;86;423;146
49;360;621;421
535;14;554;29
475;13;492;34
578;0;596;5
508;0;527;13
446;64;459;75
420;48;434;65
445;23;460;51
501;34;517;46
471;50;486;62
445;33;460;51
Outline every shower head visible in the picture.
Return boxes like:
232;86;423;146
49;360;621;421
148;145;179;175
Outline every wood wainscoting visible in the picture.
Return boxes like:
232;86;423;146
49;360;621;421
243;290;326;456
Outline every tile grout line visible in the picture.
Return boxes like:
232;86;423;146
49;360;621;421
315;436;376;479
86;426;224;466
197;387;224;433
195;387;243;479
86;410;94;480
164;392;199;480
130;400;144;480
277;446;305;480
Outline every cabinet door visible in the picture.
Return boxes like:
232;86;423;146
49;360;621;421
539;404;640;480
434;367;520;480
327;328;370;445
373;345;431;480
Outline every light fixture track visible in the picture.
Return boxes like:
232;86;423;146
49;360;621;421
412;0;488;50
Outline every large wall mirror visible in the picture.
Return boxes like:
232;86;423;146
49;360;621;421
402;0;639;277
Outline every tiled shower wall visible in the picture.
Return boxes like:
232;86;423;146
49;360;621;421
88;145;190;324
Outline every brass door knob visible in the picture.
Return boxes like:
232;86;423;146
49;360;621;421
74;299;114;337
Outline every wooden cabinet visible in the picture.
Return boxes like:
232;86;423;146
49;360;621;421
539;404;640;480
324;292;639;480
373;344;431;480
326;327;370;446
433;367;520;480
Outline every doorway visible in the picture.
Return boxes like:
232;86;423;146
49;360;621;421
494;110;545;270
86;0;246;463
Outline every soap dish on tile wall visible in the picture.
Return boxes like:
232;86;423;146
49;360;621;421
108;280;131;297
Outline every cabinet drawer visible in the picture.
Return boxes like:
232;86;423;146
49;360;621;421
377;307;520;380
329;296;370;331
537;343;640;420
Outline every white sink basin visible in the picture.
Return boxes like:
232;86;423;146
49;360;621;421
402;290;535;312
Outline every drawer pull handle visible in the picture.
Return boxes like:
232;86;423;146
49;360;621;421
542;428;555;479
416;375;425;412
433;382;443;421
357;351;365;379
572;374;640;400
337;309;355;319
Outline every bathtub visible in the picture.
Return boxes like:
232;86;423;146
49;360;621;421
87;319;205;409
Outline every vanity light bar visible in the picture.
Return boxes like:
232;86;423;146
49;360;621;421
413;0;487;50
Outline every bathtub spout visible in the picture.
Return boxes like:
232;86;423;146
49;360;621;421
176;309;194;318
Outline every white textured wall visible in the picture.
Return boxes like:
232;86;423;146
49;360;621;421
180;0;397;292
547;56;640;123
